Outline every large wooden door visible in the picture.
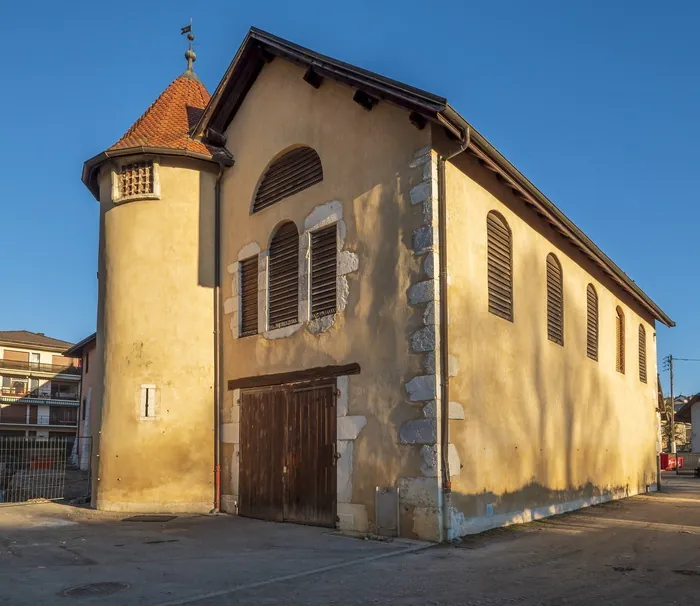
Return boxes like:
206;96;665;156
238;382;337;527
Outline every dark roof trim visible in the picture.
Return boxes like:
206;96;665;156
196;27;673;328
63;333;96;358
675;394;698;423
81;145;233;200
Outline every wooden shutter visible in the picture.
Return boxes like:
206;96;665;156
586;284;598;361
268;222;299;328
638;325;647;383
253;147;323;213
616;307;625;373
486;212;513;321
240;256;259;337
311;225;337;318
546;254;564;345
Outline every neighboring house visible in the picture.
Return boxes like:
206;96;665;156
675;394;699;452
0;331;80;443
63;334;98;472
660;395;692;451
80;28;674;540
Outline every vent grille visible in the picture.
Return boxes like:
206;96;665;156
546;254;564;345
119;161;154;198
616;307;625;374
486;212;513;321
240;256;259;337
268;222;299;329
311;226;337;318
639;324;647;383
253;147;323;213
586;284;598;361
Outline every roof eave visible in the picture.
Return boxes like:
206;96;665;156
63;333;97;358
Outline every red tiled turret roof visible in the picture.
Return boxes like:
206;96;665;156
109;71;212;156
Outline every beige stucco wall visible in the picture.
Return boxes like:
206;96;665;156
95;157;217;512
442;152;659;534
77;340;99;472
219;58;437;537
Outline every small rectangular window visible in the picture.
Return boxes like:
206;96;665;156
85;350;89;375
82;397;87;421
311;225;337;318
119;161;154;198
140;385;157;419
240;257;259;337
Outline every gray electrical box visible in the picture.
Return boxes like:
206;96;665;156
375;486;399;537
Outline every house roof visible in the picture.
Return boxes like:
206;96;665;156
675;394;698;424
63;333;96;358
0;330;74;352
195;27;674;328
82;70;232;198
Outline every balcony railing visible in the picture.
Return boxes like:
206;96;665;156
0;359;81;376
0;414;78;427
0;387;79;402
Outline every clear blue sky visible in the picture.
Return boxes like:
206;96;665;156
2;1;697;394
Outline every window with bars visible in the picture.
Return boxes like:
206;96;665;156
268;222;299;329
253;147;323;213
615;307;625;374
240;256;259;337
119;161;154;199
311;225;337;318
638;324;647;383
586;284;598;361
546;254;564;345
486;211;513;321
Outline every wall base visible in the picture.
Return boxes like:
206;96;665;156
95;500;213;514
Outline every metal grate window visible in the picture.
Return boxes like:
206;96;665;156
311;225;337;318
486;211;513;321
546;253;564;345
638;324;647;383
586;284;598;361
119;161;154;198
253;147;323;213
268;222;299;329
240;256;259;337
616;307;625;374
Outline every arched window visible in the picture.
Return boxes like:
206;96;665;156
268;222;299;329
486;211;513;321
586;284;598;361
615;307;625;374
253;147;323;213
638;324;647;383
546;254;564;345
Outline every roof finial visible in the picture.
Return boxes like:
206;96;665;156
181;19;196;73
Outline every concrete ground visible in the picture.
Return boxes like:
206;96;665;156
0;473;698;605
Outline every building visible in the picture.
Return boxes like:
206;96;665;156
80;28;674;540
0;331;80;441
63;334;98;472
675;394;699;452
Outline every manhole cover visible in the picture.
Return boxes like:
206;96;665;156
63;582;129;598
122;515;176;522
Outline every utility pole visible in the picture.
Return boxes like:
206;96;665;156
668;354;676;455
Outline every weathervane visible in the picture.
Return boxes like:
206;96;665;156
181;19;196;72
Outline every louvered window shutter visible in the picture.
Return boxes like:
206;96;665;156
615;307;625;373
253;147;323;213
311;225;337;318
268;222;299;329
586;284;598;360
486;212;513;321
239;256;258;337
546;254;564;345
638;325;647;383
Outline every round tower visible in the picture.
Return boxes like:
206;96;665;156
81;47;231;512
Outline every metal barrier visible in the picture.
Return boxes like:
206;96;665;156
677;452;700;476
0;437;67;503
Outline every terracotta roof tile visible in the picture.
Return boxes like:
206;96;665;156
110;72;213;156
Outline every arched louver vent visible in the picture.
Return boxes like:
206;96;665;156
586;284;598;361
638;324;647;383
546;253;564;345
253;147;323;213
486;211;513;321
268;222;299;329
616;307;625;374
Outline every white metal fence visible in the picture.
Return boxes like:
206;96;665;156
0;437;68;503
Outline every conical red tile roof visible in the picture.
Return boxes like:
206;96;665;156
109;72;212;156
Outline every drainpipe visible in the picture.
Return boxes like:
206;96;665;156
213;165;224;513
437;127;470;540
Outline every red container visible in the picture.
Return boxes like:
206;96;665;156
660;453;683;470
